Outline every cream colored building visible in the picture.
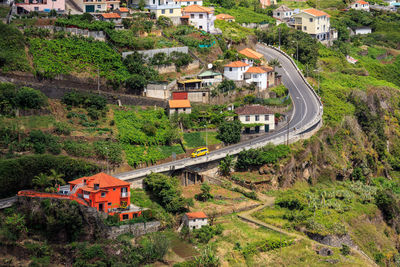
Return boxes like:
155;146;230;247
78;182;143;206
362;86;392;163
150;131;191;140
129;0;181;23
292;8;332;42
236;105;275;133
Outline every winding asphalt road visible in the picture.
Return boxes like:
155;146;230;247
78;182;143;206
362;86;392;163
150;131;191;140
114;44;323;183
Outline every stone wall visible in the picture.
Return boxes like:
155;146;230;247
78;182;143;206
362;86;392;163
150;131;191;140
0;72;167;107
123;46;189;59
107;221;161;239
26;25;106;41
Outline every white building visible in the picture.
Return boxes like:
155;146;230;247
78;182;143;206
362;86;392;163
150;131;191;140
129;0;182;23
350;26;372;35
244;66;274;91
168;99;192;116
273;5;293;21
350;0;370;11
181;5;215;33
224;61;249;81
99;13;122;24
183;212;208;230
198;70;223;87
175;0;203;6
236;105;275;133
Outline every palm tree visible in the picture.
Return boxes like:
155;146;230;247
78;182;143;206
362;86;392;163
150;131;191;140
48;169;65;187
32;173;51;191
268;58;281;71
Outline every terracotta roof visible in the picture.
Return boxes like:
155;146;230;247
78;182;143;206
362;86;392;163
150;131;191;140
181;15;189;18
185;211;207;219
224;61;249;68
182;4;213;14
69;172;130;188
245;66;268;74
216;13;235;20
101;13;121;19
118;7;129;12
260;0;271;7
235;105;274;115
302;8;330;17
169;99;191;108
355;0;368;4
261;65;274;72
275;5;292;12
239;48;264;60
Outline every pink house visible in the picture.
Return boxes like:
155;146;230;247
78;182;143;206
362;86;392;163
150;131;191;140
16;0;65;12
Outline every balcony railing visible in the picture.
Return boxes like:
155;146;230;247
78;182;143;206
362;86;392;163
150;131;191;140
83;194;90;199
121;192;129;198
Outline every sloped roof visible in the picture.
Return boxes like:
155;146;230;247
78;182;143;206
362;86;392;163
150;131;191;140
69;172;130;188
239;48;264;60
185;211;208;219
225;61;249;68
235;105;274;115
302;8;330;17
245;66;268;74
275;5;292;12
118;7;129;12
216;13;235;20
182;4;213;13
101;13;121;19
355;0;368;4
169;99;191;108
260;0;271;7
198;70;222;77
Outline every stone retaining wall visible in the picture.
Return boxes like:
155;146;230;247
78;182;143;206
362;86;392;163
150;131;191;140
107;221;161;239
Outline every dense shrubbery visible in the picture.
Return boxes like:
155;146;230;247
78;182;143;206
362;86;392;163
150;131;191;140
235;144;290;171
56;14;114;31
0;154;101;197
62;90;107;111
192;224;223;243
143;173;191;214
29;36;129;85
214;6;275;24
217;120;242;144
241;238;294;258
0;22;31;72
0;83;48;115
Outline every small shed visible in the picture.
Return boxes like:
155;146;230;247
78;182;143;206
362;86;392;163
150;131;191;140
183;211;208;230
198;70;223;86
168;99;192;116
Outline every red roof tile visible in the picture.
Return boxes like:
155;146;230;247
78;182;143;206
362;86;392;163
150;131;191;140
169;99;191;108
235;105;274;115
182;4;213;13
69;172;130;188
101;13;121;19
216;13;235;20
119;7;129;12
302;8;330;17
355;0;368;4
239;48;264;60
225;61;249;68
246;66;268;73
186;211;207;219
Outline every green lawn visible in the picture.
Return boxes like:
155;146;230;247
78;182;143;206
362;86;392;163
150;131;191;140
183;131;220;149
0;115;56;130
214;6;275;24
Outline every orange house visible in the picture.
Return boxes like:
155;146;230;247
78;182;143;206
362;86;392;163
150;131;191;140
68;172;141;221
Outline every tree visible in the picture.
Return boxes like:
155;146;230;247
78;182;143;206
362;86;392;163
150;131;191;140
156;16;172;28
196;182;213;201
217;80;236;93
48;169;65;187
268;58;281;71
32;173;51;191
217;120;242;144
138;0;146;10
218;155;233;176
126;74;148;94
15;87;47;110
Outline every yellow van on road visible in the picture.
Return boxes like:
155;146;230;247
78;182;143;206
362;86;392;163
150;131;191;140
191;147;209;158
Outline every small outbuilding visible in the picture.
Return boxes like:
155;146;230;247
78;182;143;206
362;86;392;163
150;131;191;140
236;105;275;133
168;99;192;116
183;211;208;230
216;13;235;22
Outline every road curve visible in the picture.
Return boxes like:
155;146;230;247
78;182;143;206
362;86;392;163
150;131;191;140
115;44;322;182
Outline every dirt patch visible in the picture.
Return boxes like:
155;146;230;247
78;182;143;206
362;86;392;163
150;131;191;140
182;184;243;199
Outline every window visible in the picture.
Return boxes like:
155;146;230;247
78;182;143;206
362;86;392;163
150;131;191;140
229;67;232;71
101;192;106;197
253;74;257;78
183;108;186;111
194;1;197;3
245;115;250;121
97;5;101;8
162;9;165;14
113;188;116;191
255;115;259;121
170;8;173;13
303;26;307;30
309;18;313;22
202;92;206;96
34;6;39;11
153;0;155;3
190;14;194;18
108;202;111;206
277;12;280;16
199;14;203;19
317;27;319;30
265;115;269;120
122;214;129;220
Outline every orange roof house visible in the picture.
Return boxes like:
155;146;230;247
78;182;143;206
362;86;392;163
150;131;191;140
245;66;268;74
239;48;264;60
100;13;121;19
185;211;208;219
216;13;235;21
68;172;141;221
168;99;192;116
118;7;129;12
224;61;249;68
182;4;213;13
183;212;208;230
302;8;331;17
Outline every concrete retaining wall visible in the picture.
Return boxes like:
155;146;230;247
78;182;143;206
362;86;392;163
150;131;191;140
123;46;189;59
107;221;161;238
25;25;106;41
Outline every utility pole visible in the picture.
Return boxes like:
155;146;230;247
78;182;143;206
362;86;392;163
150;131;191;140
278;27;281;49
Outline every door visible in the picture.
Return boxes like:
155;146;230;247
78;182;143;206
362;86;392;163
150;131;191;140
265;124;269;132
245;127;250;134
99;203;104;212
255;126;260;133
85;5;95;12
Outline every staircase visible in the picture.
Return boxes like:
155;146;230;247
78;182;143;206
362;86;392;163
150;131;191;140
70;183;84;195
65;0;83;13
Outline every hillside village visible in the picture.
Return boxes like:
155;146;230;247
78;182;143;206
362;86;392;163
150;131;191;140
1;0;400;265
